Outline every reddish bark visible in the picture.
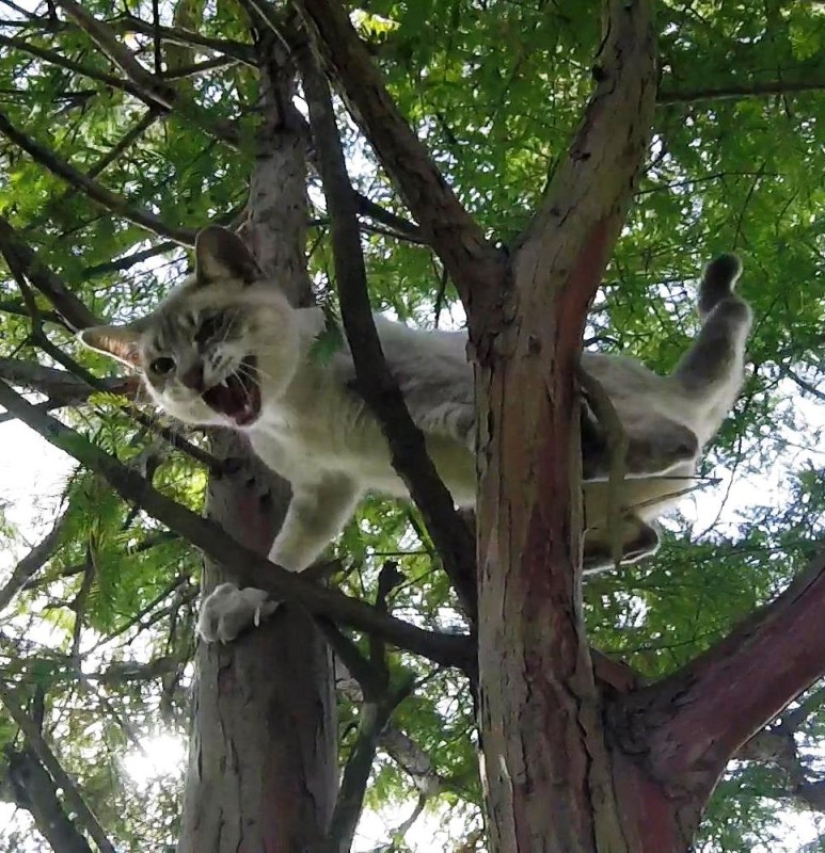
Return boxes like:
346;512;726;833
475;2;658;850
611;551;825;808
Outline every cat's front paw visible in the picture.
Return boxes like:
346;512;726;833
197;582;279;644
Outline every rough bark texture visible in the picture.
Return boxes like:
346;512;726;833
474;2;658;851
176;32;337;853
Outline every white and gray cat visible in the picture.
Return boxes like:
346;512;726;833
79;226;752;642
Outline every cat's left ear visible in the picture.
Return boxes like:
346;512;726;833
195;226;262;286
78;324;142;369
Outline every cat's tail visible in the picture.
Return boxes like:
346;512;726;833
698;253;743;319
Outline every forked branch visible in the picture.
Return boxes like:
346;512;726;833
613;549;825;790
291;0;506;311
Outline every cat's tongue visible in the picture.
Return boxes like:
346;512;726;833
203;359;261;426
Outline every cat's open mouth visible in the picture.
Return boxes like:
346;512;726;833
202;355;261;426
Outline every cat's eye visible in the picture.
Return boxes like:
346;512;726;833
150;356;176;376
195;314;224;345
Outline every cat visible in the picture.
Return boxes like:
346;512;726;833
79;225;752;643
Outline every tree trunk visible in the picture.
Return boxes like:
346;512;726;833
474;2;661;850
176;31;337;852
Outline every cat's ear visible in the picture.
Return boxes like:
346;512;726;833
195;226;262;286
77;325;142;369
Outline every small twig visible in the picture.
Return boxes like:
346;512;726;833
160;55;240;80
0;509;70;615
113;14;256;66
24;108;162;233
56;0;242;147
0;109;197;245
0;33;161;105
82;239;179;278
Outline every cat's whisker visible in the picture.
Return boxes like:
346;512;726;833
76;224;754;643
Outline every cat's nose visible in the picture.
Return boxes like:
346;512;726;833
180;363;205;391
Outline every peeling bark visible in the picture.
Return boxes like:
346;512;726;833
475;2;657;850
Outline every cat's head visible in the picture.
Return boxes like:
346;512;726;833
79;226;302;429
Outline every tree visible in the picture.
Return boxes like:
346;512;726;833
1;0;825;851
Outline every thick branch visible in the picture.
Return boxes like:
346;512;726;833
612;549;825;788
658;78;825;105
514;2;657;314
0;111;197;245
298;44;477;620
474;1;657;850
6;748;94;853
0;685;116;853
289;0;506;310
0;217;98;330
0;380;475;673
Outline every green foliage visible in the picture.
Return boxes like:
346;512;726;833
1;0;825;850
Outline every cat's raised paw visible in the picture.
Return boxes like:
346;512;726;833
197;582;279;644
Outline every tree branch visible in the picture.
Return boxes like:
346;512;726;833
0;357;135;403
0;110;197;245
658;78;825;105
55;0;242;147
0;217;98;330
513;4;657;309
113;14;257;66
0;33;164;107
0;380;476;673
354;192;422;241
611;549;825;791
297;38;478;621
0;508;69;615
24;108;163;234
82;240;179;278
0;684;116;853
288;0;506;309
323;697;398;853
5;747;95;853
472;0;657;847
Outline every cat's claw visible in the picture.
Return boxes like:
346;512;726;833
197;582;279;644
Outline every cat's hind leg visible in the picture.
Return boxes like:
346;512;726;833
581;393;699;480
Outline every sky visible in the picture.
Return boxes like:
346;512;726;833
2;371;825;851
1;0;824;848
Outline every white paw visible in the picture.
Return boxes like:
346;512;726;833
197;582;279;644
